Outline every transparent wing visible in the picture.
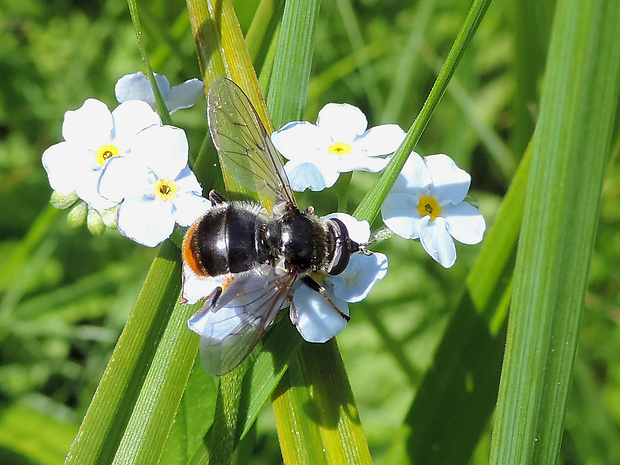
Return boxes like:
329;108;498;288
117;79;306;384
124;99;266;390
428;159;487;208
188;265;297;376
207;78;296;207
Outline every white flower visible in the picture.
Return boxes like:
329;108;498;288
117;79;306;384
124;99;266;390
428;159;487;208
381;152;485;268
42;99;162;212
115;72;204;114
271;104;405;192
98;125;209;247
291;213;388;342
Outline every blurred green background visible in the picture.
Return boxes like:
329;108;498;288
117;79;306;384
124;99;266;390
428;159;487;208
1;0;619;463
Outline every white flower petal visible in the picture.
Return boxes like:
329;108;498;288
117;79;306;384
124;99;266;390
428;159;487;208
75;169;119;212
424;154;471;205
111;100;161;149
291;284;349;343
181;264;223;304
131;125;189;178
329;252;388;303
391;152;431;196
174;165;203;194
62;99;113;149
98;156;152;202
381;192;422;239
116;73;203;113
271;121;328;161
172;193;210;227
443;202;485;245
419;216;456;268
115;72;159;108
317;103;367;142
166;78;204;112
42;142;89;193
322;213;370;244
335;152;389;173
116;196;175;247
284;159;339;192
353;124;405;156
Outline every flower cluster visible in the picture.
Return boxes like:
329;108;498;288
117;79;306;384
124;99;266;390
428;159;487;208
41;73;485;366
271;103;405;191
42;72;207;246
271;105;485;268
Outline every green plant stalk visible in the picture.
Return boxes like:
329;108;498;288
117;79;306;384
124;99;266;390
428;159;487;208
353;0;494;224
384;141;531;465
245;0;284;70
266;0;321;126
184;0;320;462
263;0;373;461
489;0;620;463
64;242;197;464
273;342;373;465
188;320;304;464
419;43;515;183
127;0;172;125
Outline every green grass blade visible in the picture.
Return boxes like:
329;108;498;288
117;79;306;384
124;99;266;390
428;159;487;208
64;242;198;464
264;0;373;460
383;140;532;465
273;342;372;465
246;0;284;75
184;1;316;462
489;0;620;463
266;0;321;126
187;320;303;463
354;0;494;224
159;362;218;464
511;0;553;155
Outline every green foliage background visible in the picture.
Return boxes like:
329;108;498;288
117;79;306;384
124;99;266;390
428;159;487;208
1;0;619;463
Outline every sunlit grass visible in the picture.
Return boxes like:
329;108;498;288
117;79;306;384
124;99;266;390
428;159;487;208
1;0;619;463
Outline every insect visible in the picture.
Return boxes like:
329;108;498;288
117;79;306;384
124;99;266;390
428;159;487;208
181;78;361;376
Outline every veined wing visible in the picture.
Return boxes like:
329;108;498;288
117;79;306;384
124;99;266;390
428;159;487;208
207;78;296;208
188;265;296;376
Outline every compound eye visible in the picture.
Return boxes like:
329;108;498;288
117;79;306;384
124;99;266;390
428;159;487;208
327;218;352;276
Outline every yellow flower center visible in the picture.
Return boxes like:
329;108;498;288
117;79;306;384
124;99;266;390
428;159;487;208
417;196;441;220
95;144;120;166
154;178;178;201
328;142;352;156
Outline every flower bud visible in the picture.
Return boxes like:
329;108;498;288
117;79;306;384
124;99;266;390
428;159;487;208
67;201;87;228
50;190;79;209
87;208;106;236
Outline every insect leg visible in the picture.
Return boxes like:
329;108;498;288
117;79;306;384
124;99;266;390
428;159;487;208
208;190;227;206
300;275;350;321
209;286;223;308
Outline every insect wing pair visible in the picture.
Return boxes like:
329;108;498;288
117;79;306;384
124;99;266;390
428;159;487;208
185;78;301;376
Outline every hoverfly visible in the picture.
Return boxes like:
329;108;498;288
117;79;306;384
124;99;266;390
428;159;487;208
181;78;361;376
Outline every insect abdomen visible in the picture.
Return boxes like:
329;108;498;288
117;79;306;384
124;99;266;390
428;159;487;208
185;203;276;277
